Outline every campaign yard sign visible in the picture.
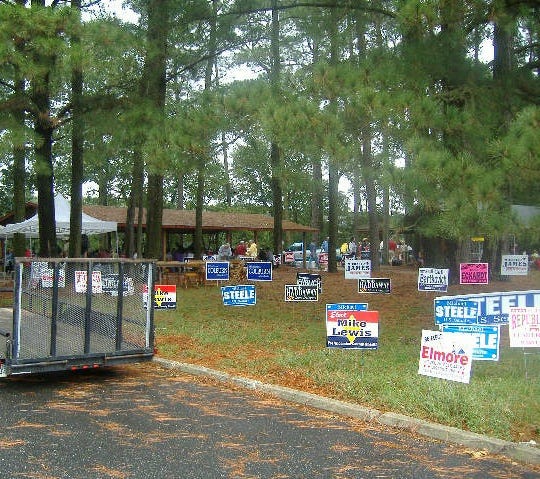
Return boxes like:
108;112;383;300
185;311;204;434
221;285;256;306
435;290;540;325
143;284;177;310
101;273;135;296
326;303;378;350
509;306;540;348
358;278;391;294
441;324;500;361
418;330;475;383
296;272;322;293
246;262;273;281
418;268;449;292
434;298;479;325
284;284;318;302
501;255;529;276
344;259;371;279
206;261;230;281
75;270;103;294
460;263;489;285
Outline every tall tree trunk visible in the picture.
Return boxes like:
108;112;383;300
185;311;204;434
143;0;170;259
270;0;283;255
31;0;56;257
12;1;27;258
69;0;83;258
327;7;340;273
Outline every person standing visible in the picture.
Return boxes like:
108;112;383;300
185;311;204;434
218;242;232;260
348;237;357;259
247;240;258;258
320;237;329;253
235;240;247;257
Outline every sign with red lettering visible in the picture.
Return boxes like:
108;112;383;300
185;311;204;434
418;330;475;383
509;307;540;348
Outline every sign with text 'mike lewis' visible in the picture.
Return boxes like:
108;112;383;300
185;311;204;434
326;303;378;350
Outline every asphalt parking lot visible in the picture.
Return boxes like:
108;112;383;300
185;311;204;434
0;362;538;479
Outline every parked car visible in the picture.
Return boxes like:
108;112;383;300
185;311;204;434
284;242;343;263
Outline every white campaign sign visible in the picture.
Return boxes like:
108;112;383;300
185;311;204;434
418;330;475;383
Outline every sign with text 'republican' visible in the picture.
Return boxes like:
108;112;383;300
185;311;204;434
435;290;540;325
418;268;449;292
509;306;540;348
221;285;256;306
326;303;377;350
418;330;475;383
460;263;489;284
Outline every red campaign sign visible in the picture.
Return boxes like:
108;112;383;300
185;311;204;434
284;252;295;263
318;252;328;265
460;263;489;284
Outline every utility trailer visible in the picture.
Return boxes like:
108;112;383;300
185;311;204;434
0;258;156;377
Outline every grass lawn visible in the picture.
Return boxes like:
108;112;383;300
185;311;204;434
154;264;540;444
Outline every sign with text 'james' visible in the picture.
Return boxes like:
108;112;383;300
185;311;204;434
284;284;318;302
358;278;391;294
344;259;371;279
246;262;272;281
205;261;230;281
326;303;377;350
221;285;256;306
436;290;540;325
501;255;529;276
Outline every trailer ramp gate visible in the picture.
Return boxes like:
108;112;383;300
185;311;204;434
0;258;155;377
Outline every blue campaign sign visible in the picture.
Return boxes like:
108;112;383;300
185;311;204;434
246;262;273;281
435;290;540;325
441;324;500;361
221;285;256;306
434;299;479;325
206;262;230;281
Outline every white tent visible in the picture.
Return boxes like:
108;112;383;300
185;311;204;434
1;194;117;238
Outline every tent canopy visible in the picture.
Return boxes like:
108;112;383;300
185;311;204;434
1;194;117;238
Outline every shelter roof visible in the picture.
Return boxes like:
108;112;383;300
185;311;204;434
82;205;317;233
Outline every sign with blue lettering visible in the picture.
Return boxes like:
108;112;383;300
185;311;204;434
435;290;540;325
206;262;230;281
221;285;256;306
418;268;449;292
246;262;272;281
434;299;479;325
441;324;500;361
326;303;377;350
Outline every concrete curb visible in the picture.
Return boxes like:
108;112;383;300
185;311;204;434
153;357;540;466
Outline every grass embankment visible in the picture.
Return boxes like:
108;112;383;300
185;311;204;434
155;265;540;444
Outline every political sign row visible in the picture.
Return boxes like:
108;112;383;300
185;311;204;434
418;290;540;384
